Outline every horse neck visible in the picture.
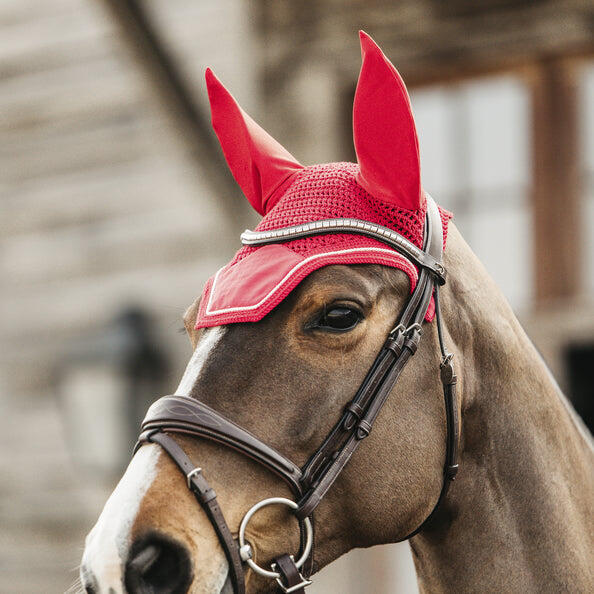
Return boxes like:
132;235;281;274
411;228;594;593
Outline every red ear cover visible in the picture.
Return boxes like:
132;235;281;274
205;68;304;215
353;31;423;211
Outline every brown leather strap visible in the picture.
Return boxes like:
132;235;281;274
140;395;303;496
400;286;460;540
137;430;246;594
441;362;460;481
296;269;434;520
273;553;308;594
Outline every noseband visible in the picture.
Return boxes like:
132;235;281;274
134;196;459;593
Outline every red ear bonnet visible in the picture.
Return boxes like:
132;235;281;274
205;68;304;215
196;37;451;330
354;31;422;211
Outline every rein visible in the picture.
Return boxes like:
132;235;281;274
134;195;459;593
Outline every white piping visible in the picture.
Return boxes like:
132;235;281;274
205;246;415;316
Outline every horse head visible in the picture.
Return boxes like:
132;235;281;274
79;30;594;594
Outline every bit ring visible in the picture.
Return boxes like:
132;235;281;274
238;497;313;579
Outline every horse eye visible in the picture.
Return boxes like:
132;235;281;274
316;307;362;332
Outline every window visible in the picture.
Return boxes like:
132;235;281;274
580;61;594;296
411;75;532;311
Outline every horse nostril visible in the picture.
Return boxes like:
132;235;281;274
125;533;193;594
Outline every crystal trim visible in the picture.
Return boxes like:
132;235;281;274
240;218;446;283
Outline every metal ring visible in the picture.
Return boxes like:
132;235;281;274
238;497;313;579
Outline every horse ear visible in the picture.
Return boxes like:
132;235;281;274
205;68;303;215
353;31;422;211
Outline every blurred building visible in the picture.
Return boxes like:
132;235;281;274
0;1;592;592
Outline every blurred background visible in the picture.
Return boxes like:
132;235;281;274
1;1;593;592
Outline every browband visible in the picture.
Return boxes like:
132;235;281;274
240;213;446;285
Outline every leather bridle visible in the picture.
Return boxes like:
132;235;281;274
134;195;460;593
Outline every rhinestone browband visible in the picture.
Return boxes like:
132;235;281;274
240;218;446;284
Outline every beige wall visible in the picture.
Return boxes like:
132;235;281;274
0;1;254;591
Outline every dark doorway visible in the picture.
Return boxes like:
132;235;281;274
565;342;594;433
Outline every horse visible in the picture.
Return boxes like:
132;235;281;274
80;32;594;594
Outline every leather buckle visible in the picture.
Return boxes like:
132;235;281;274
271;557;313;593
440;354;457;385
274;574;313;593
445;463;459;480
403;323;422;354
388;323;406;339
343;401;364;430
355;419;372;440
186;467;203;489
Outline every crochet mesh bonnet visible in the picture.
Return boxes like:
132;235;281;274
195;32;451;329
